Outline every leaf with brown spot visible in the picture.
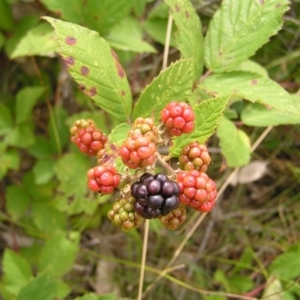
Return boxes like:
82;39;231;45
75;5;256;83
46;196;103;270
199;71;300;116
44;17;132;121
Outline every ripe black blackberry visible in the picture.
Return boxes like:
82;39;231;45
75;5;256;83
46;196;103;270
131;173;180;219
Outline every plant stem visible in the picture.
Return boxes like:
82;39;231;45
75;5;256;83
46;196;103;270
137;219;150;300
137;14;174;300
142;125;273;297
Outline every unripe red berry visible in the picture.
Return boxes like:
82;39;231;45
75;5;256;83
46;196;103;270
161;102;195;136
176;170;217;213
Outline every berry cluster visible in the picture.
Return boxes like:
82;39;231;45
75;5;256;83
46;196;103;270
87;165;120;194
107;197;143;232
70;119;107;156
131;173;180;219
179;141;211;172
177;170;217;212
70;100;217;232
161;102;195;136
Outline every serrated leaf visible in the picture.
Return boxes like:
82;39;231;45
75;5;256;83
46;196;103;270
38;233;79;277
204;0;289;72
4;123;35;148
2;249;32;297
269;249;300;279
165;0;204;80
0;148;20;178
45;17;132;121
16;86;45;124
170;95;230;157
217;117;251;167
105;17;156;53
108;123;131;146
233;60;269;78
16;273;57;300
199;71;300;116
0;102;13;135
6;185;30;220
241;101;300;127
10;22;58;58
132;59;194;120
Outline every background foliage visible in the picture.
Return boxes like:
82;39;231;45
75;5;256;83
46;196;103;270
0;0;300;299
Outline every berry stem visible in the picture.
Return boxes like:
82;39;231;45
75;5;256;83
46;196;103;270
156;153;176;176
137;219;150;300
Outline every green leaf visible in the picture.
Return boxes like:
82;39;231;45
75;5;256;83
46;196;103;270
6;185;30;220
48;105;70;153
171;95;230;157
217;117;251;167
45;17;132;121
0;0;14;31
83;0;131;35
0;148;20;180
105;17;156;53
5;15;39;57
132;0;147;17
31;202;66;234
233;60;269;78
10;22;58;58
54;152;97;215
41;0;131;35
1;249;32;297
38;232;79;277
227;276;254;293
108;123;131;146
165;0;204;80
241;101;300;127
16;86;45;124
0;102;13;135
33;159;56;185
144;2;177;47
132;59;194;120
204;0;289;72
27;136;54;159
269;249;300;279
16;273;57;300
4;123;35;148
40;0;85;25
199;71;300;116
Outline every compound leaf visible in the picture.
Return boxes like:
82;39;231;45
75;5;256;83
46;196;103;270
45;17;132;121
204;0;289;72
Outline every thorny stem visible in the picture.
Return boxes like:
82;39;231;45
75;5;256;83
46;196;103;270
136;14;174;300
142;126;274;298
